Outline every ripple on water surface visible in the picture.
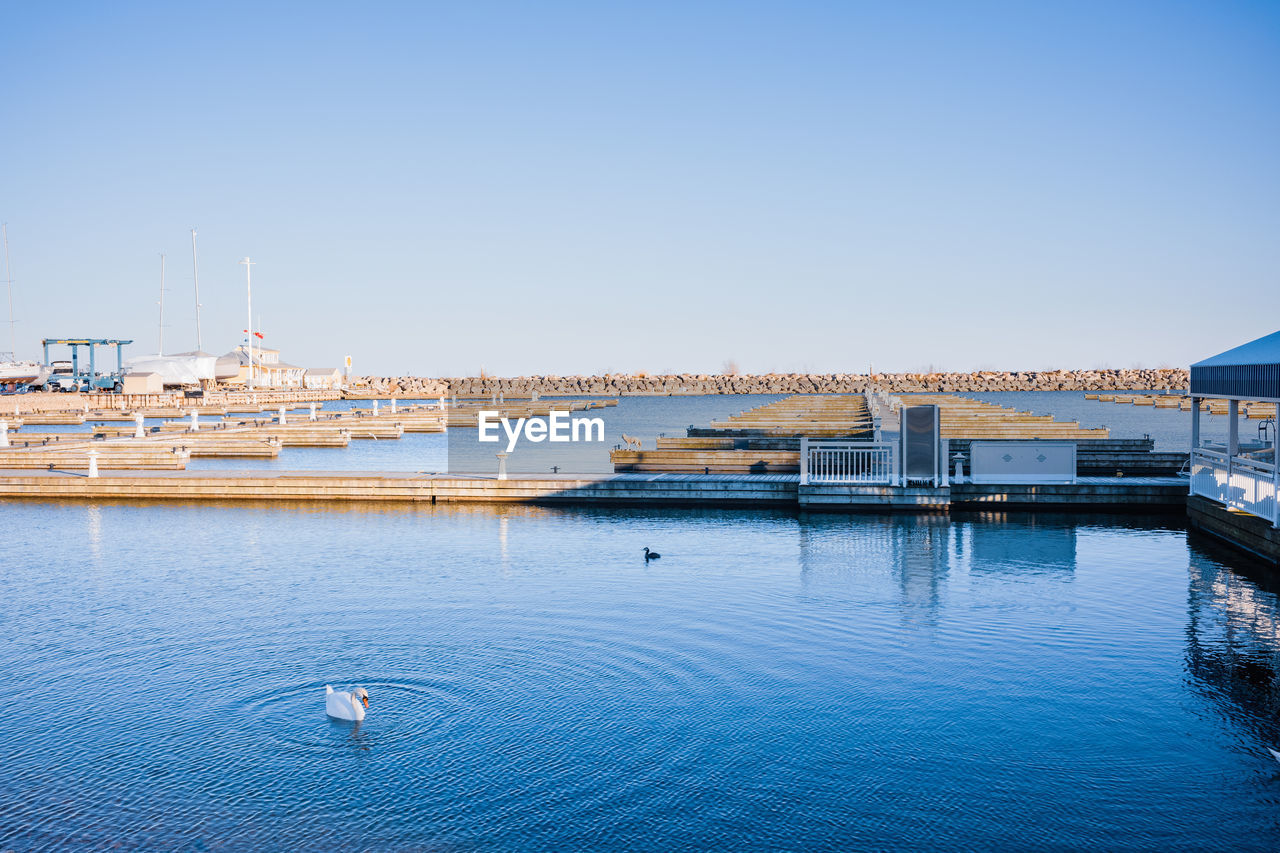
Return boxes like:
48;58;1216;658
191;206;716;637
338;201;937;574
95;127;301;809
1;503;1279;851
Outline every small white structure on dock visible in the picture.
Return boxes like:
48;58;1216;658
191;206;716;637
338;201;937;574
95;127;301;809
1188;329;1280;528
304;367;343;390
120;371;163;394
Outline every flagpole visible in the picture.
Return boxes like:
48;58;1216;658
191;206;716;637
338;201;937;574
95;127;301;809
239;257;254;389
191;228;202;352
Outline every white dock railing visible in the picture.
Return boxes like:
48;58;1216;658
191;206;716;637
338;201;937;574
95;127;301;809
800;438;897;485
1191;447;1279;527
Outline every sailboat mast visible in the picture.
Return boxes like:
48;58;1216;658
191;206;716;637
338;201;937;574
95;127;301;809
191;228;202;351
3;223;15;356
158;253;166;356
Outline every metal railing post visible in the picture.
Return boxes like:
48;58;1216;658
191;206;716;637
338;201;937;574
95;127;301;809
799;437;809;486
1273;453;1279;529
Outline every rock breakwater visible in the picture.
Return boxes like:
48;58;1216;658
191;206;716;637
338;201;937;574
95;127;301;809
352;368;1190;397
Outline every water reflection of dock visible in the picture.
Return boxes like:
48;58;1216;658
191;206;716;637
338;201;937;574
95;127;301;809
1185;546;1280;742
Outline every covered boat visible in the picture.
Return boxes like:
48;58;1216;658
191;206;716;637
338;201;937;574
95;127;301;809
124;351;218;386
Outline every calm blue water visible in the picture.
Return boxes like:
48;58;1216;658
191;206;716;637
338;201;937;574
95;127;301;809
3;503;1279;850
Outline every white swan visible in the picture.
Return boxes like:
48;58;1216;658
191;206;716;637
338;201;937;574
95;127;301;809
325;685;369;721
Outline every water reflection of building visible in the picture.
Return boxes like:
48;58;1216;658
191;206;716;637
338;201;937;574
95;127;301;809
1185;545;1280;740
798;514;952;623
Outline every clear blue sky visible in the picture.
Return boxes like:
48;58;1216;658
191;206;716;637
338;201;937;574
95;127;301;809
3;1;1277;376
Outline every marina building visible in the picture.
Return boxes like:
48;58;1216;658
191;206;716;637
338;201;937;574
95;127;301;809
225;345;306;388
1187;329;1280;562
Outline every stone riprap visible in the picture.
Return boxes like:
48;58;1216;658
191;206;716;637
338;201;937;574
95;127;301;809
353;369;1189;397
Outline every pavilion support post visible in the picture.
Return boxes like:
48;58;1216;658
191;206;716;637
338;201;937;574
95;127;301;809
1227;400;1239;501
1228;400;1239;456
1189;396;1201;496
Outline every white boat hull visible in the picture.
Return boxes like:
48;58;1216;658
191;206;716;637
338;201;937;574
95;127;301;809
0;362;50;387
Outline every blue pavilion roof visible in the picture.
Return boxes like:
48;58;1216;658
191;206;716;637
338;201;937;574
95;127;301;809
1191;329;1280;400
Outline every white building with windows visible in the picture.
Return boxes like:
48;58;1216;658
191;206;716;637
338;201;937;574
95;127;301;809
223;345;306;388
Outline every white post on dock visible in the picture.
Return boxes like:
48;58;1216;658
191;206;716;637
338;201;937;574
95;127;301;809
799;437;809;486
372;400;379;416
135;414;145;438
278;406;287;425
0;421;8;448
496;452;508;481
309;402;318;421
190;410;200;431
390;398;397;414
439;395;446;411
940;439;950;487
87;448;99;479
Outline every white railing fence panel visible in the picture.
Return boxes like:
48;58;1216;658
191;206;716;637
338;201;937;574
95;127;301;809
801;439;898;485
1191;448;1278;527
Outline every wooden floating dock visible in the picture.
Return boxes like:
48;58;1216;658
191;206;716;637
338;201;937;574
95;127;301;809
901;395;1107;439
702;395;873;436
442;399;618;428
0;398;612;470
0;400;459;466
0;470;1189;511
0;447;190;469
614;394;1124;474
1089;394;1277;419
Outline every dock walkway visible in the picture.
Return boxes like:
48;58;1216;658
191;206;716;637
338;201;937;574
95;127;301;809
0;469;1187;512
